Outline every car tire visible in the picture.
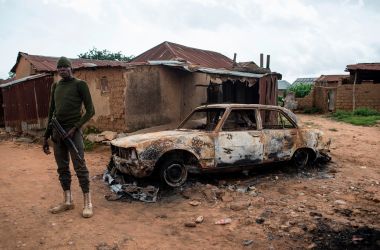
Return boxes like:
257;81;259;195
160;158;188;187
293;149;309;168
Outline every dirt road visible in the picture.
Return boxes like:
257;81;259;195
0;115;379;249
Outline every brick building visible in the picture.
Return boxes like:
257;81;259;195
295;63;380;112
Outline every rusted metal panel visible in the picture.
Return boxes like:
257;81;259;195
346;63;380;71
11;52;129;73
1;74;53;131
259;74;278;106
131;41;234;69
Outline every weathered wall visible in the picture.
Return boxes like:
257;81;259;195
335;84;380;111
15;57;36;79
295;87;315;110
46;66;209;132
124;66;184;131
53;68;126;131
181;72;209;120
313;86;331;113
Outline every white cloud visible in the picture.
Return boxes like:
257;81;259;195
42;0;105;20
0;0;379;82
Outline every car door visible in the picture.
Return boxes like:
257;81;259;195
215;108;263;167
260;108;298;162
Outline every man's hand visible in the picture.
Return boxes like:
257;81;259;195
43;138;51;155
64;127;77;139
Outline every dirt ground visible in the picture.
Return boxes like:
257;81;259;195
0;114;379;250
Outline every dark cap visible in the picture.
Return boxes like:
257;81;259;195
57;56;72;68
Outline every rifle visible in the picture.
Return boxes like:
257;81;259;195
51;117;83;162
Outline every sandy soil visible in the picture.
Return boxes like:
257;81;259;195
0;114;379;250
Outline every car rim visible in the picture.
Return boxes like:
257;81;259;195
164;163;187;186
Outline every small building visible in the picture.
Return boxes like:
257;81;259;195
294;64;380;113
277;80;291;97
1;53;128;132
292;77;317;86
2;42;282;133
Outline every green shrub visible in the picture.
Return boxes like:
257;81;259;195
83;126;101;135
277;96;284;106
84;139;95;151
287;83;312;98
353;107;380;116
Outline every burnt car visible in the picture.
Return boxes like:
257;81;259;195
109;104;331;187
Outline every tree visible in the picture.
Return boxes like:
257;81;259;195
78;47;134;62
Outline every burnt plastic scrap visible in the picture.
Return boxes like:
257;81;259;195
103;170;159;203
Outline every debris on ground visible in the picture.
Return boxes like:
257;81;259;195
215;218;232;225
195;216;204;224
103;170;159;203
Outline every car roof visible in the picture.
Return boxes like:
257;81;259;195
197;103;286;111
195;103;298;124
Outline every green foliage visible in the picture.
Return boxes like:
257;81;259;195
83;139;95;151
83;126;101;135
288;83;313;98
78;47;134;61
353;107;380;116
303;107;321;114
277;96;284;106
331;108;380;126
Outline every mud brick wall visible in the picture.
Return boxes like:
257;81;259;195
73;68;127;132
313;86;334;113
295;88;315;110
335;84;380;112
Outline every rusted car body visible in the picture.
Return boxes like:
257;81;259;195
109;104;330;186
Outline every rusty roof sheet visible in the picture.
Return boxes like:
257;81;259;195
131;41;234;69
147;60;266;78
0;73;51;88
315;74;349;82
346;63;380;71
11;52;129;73
0;77;15;86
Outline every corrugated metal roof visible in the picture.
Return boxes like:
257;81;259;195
0;73;51;88
346;63;380;71
315;74;349;82
292;77;317;85
11;52;129;73
147;60;266;78
0;77;15;86
131;41;234;69
278;80;291;90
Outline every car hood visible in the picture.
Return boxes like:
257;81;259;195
111;129;208;148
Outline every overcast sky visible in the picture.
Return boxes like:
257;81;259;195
0;0;379;82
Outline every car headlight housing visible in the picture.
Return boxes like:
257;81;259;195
111;145;138;160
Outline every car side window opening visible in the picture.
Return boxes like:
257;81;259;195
179;108;225;131
262;109;295;129
222;109;257;131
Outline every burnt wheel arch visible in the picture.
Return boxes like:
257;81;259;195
292;148;316;168
155;150;200;185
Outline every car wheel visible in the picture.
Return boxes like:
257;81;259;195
160;159;188;187
293;149;309;168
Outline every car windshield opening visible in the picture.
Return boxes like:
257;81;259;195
179;108;225;131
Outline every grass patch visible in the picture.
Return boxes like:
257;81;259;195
84;139;95;151
331;108;380;126
83;126;101;135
